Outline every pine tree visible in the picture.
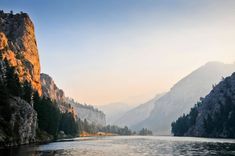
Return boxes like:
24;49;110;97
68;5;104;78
4;59;22;96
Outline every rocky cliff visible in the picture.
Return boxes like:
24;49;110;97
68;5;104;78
40;73;65;104
0;11;41;95
0;11;40;146
0;97;37;146
172;72;235;138
67;98;106;126
40;73;76;115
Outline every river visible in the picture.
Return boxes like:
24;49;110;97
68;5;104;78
1;136;235;156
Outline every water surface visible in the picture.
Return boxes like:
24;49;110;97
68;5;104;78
2;136;235;156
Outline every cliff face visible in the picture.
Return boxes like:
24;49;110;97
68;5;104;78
40;73;65;104
172;72;235;138
0;11;41;95
0;97;37;146
40;73;76;115
0;11;39;146
67;98;106;126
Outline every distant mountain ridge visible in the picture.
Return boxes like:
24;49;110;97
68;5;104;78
99;102;135;124
134;62;235;135
115;93;164;127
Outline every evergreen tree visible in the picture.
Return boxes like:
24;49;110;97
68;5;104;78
4;59;21;96
59;112;78;136
33;96;61;137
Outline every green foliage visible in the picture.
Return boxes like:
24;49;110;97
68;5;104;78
33;92;79;137
33;96;61;137
4;59;22;97
171;103;199;136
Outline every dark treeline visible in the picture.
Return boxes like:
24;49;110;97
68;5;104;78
33;92;78;138
139;128;153;135
76;119;133;135
76;119;153;136
171;102;200;136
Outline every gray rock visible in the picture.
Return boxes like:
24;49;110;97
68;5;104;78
0;97;37;146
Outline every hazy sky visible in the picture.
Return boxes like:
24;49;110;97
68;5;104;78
2;0;235;105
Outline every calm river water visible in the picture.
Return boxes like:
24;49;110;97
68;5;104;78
1;136;235;156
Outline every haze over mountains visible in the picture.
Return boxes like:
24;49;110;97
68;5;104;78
99;102;135;124
116;62;235;135
115;93;164;127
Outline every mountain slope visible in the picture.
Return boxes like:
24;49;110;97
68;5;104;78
172;72;235;138
134;62;235;135
66;98;106;126
40;73;75;115
99;102;135;124
115;93;164;127
40;73;106;126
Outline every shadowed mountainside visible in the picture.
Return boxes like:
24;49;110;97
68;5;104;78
134;62;235;135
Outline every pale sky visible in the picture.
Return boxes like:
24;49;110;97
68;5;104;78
2;0;235;105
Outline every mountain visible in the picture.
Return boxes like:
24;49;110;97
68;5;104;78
172;72;235;138
0;11;40;146
40;73;106;126
40;73;65;104
66;98;106;126
0;11;41;95
99;102;135;124
134;62;235;135
114;93;164;127
40;73;75;114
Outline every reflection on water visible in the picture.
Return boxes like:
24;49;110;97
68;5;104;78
1;136;235;156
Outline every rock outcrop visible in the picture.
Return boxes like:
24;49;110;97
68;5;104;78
0;11;41;95
40;73;65;104
40;73;76;115
0;97;37;146
67;98;106;126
